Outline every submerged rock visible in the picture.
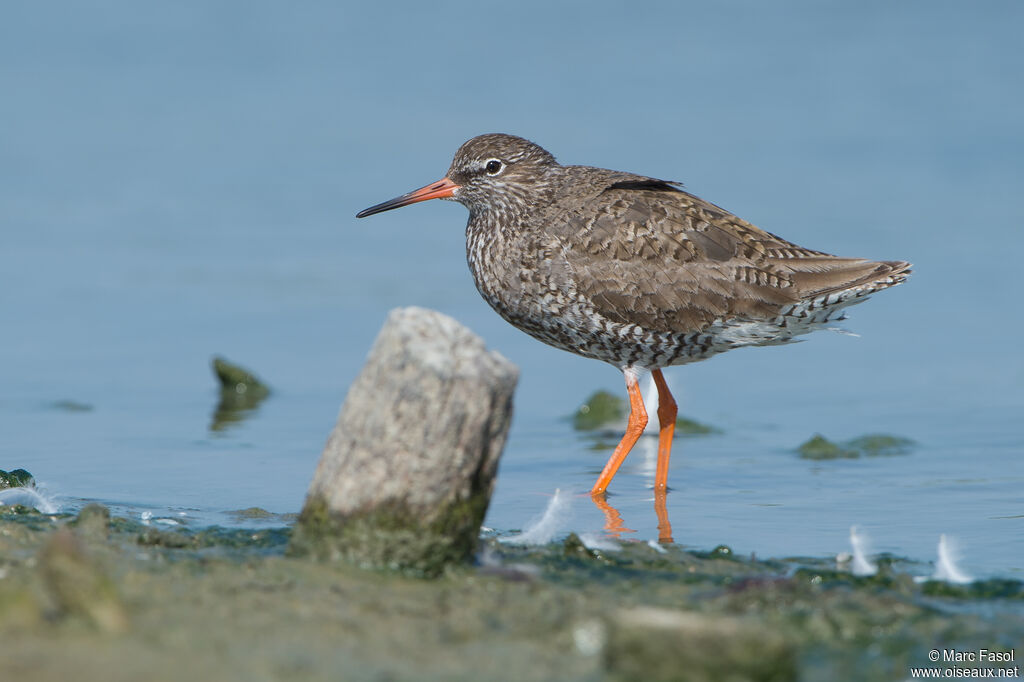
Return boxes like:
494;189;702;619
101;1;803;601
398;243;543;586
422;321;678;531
290;307;518;576
573;390;718;435
210;356;271;432
49;400;94;412
574;390;625;431
797;434;857;460
227;507;275;520
845;434;915;457
797;433;915;460
675;415;717;435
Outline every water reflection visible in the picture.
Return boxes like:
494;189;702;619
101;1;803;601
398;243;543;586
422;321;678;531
590;490;674;544
590;494;636;536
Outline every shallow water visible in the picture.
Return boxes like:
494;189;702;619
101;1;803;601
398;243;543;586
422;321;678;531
3;2;1022;577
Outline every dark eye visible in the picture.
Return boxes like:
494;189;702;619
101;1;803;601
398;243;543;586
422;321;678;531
485;159;503;175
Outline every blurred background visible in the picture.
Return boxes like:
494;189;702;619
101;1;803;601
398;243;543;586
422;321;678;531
2;1;1021;575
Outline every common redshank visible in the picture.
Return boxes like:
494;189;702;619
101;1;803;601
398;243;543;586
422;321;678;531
357;134;910;497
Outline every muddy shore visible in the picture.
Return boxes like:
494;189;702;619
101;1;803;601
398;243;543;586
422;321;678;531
0;506;1020;681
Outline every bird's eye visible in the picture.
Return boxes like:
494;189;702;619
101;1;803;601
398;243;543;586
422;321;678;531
485;159;504;175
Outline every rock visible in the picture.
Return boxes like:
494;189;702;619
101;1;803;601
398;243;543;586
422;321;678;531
844;434;914;457
227;506;275;521
574;390;625;430
605;607;797;682
212;356;271;395
674;415;717;435
796;434;857;460
290;307;518;576
797;433;914;460
38;527;128;633
71;504;111;543
573;390;718;435
0;468;35;490
210;356;271;432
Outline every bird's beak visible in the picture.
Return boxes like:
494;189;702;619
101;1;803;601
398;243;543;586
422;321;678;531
356;177;461;218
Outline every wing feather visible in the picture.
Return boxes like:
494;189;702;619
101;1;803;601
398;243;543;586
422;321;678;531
545;177;908;334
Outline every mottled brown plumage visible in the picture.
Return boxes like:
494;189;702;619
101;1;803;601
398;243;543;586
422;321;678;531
357;133;911;496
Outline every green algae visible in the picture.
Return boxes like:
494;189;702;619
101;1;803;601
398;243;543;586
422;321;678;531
227;506;275;520
224;507;297;526
212;356;271;395
0;504;42;517
709;544;736;560
38;526;128;633
573;390;719;436
0;468;35;489
605;607;797;682
797;433;915;460
574;390;625;430
0;509;1019;681
845;434;915;457
562;532;599;560
289;491;491;577
209;356;271;432
135;525;290;552
49;400;94;412
675;415;718;434
920;579;1024;600
137;527;195;548
797;434;857;459
70;504;111;543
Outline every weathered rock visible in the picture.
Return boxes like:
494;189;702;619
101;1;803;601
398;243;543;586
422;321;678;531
605;607;797;682
290;307;518;576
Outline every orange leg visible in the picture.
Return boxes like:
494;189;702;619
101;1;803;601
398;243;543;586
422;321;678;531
651;369;677;492
590;371;648;496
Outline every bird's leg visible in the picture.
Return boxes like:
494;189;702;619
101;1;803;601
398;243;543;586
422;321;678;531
590;371;647;497
651;369;676;492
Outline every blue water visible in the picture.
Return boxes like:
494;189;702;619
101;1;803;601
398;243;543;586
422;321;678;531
3;2;1021;577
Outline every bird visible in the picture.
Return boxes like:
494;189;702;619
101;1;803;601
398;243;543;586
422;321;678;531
356;133;910;498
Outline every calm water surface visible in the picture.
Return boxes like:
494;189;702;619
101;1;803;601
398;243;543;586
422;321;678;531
3;2;1021;577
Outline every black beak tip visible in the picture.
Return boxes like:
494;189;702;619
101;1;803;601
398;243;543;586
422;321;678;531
355;199;402;219
355;205;385;219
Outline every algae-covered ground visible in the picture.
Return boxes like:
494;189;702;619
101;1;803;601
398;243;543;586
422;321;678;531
0;506;1020;682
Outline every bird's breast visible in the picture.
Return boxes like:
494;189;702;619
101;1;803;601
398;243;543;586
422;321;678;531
465;219;538;318
465;218;608;346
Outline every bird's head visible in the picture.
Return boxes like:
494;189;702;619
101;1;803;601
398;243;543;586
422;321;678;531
356;133;558;219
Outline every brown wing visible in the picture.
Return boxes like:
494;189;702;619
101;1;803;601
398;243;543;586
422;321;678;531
550;180;909;334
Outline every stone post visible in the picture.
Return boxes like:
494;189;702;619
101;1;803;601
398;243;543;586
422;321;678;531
290;307;518;576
